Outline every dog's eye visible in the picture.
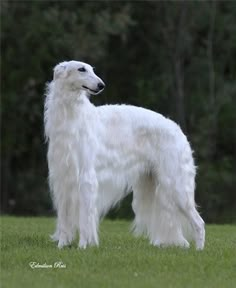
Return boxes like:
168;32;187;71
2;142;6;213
78;67;86;72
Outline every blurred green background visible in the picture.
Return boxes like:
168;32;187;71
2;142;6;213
1;1;236;222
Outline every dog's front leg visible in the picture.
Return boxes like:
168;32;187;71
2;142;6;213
78;169;99;249
56;195;75;249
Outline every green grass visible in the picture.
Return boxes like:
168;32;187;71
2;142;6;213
0;217;236;288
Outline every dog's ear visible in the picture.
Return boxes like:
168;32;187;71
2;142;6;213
53;62;68;80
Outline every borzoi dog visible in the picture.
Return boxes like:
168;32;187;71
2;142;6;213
44;60;205;250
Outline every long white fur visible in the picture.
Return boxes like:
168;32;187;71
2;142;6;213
44;60;205;250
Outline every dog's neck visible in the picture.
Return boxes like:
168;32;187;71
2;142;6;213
45;82;95;139
51;82;91;107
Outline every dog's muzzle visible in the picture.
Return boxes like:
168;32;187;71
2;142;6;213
82;82;105;95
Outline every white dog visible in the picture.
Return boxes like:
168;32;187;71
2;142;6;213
44;60;205;250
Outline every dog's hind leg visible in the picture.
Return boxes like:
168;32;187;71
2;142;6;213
149;181;190;248
132;172;188;248
173;156;205;250
132;173;155;237
177;203;205;250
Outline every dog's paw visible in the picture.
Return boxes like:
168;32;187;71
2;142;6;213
78;239;87;249
180;239;190;249
58;238;70;249
152;238;190;249
57;232;73;249
50;232;59;242
196;239;205;250
195;227;205;250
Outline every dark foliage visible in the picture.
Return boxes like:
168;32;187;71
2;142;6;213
1;1;236;222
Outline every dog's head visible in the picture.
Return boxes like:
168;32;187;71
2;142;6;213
53;61;105;95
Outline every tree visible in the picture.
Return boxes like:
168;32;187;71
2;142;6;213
1;1;236;222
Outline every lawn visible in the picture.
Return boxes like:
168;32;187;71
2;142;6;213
0;217;235;288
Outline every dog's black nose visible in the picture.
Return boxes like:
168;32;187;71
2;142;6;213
97;82;105;90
